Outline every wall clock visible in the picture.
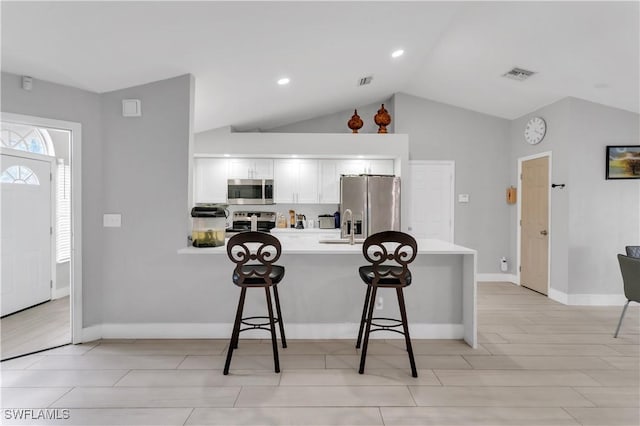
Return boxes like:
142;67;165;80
524;116;546;145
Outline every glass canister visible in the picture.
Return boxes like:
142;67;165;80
191;205;227;247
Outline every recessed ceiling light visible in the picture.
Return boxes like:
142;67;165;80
391;49;404;58
223;154;230;157
277;77;290;86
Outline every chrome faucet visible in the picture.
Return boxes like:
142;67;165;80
343;208;354;245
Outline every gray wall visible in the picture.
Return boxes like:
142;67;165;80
273;92;512;273
509;98;572;294
269;98;394;134
99;74;195;323
1;72;202;326
393;93;512;273
567;99;639;295
509;97;640;296
1;71;104;326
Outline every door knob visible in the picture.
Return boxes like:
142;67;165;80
540;230;548;236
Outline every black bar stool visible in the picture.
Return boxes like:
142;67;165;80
356;231;418;377
224;231;287;375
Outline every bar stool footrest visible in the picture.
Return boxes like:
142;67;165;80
370;317;404;329
240;316;282;329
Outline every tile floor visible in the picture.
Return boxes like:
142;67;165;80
1;297;70;360
1;282;638;425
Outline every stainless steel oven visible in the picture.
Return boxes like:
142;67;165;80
227;179;274;205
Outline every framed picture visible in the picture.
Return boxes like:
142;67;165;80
606;145;640;179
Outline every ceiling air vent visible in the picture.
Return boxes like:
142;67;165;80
358;76;373;86
502;67;536;81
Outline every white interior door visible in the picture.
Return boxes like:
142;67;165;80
408;161;454;242
1;153;53;316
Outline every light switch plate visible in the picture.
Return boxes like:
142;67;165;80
458;194;470;203
103;213;122;227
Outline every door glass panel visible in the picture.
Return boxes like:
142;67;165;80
1;165;40;185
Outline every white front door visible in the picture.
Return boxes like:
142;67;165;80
1;153;53;316
408;161;455;242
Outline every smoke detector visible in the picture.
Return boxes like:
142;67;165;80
502;67;536;81
358;76;373;86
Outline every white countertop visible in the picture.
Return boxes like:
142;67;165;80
178;234;476;255
271;228;341;234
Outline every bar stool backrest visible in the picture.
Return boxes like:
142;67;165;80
227;231;282;285
362;231;417;286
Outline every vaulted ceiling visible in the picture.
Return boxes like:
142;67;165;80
2;1;638;132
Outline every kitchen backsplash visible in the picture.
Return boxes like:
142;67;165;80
225;203;339;229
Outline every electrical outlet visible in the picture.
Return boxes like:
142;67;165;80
103;213;122;228
375;296;383;310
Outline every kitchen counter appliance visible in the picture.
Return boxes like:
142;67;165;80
227;179;274;205
191;205;229;247
318;214;335;229
340;175;400;239
228;211;276;233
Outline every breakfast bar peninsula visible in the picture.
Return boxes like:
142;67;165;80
179;232;477;348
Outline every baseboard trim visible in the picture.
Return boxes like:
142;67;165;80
548;288;568;304
548;288;627;306
80;322;464;341
477;273;517;283
81;325;103;343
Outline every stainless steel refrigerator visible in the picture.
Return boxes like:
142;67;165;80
340;175;401;239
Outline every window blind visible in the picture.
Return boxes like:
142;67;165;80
56;161;71;263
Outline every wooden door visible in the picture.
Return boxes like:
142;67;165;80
520;156;549;295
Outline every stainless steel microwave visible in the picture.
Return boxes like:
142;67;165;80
227;179;274;205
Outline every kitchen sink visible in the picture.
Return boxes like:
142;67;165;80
318;238;365;244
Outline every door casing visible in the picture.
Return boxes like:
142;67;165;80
517;151;552;294
1;112;82;343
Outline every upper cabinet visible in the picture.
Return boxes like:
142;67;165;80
193;156;395;205
193;158;229;203
318;160;340;204
228;158;273;179
338;159;394;175
318;159;395;204
274;159;319;204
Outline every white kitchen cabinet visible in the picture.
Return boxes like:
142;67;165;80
318;160;340;203
228;158;273;179
274;159;319;204
318;159;395;204
368;159;395;175
193;158;229;203
338;159;394;175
